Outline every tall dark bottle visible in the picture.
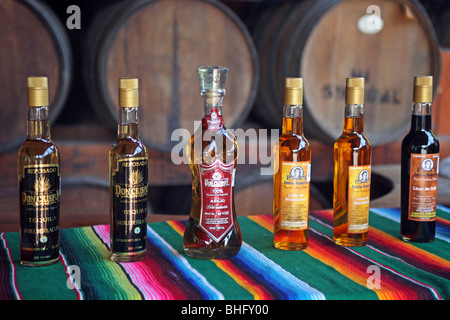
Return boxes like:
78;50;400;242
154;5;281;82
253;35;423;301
109;78;149;262
18;76;60;266
401;76;439;242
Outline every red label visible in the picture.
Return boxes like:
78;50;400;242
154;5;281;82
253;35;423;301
199;159;235;242
202;108;223;130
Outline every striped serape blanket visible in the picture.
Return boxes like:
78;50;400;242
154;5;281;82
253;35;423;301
0;206;449;300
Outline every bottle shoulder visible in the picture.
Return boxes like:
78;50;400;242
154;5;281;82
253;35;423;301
278;133;310;152
335;132;371;150
279;132;309;143
110;137;148;158
194;124;236;138
18;139;59;160
401;129;439;152
189;125;238;165
191;125;238;148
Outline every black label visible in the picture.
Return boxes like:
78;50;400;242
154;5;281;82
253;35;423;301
112;157;148;253
19;164;60;262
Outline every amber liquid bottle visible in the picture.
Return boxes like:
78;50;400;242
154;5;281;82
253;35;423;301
109;78;149;262
183;66;242;259
401;76;439;242
18;76;60;266
333;78;372;246
273;78;311;250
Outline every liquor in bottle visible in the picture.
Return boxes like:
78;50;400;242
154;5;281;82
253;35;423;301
109;78;149;262
333;77;372;246
400;76;439;242
273;77;311;250
18;76;60;266
183;66;242;259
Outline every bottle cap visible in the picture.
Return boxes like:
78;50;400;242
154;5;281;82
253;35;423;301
197;66;228;96
413;76;432;103
345;77;364;105
119;77;139;107
27;76;49;107
284;77;303;105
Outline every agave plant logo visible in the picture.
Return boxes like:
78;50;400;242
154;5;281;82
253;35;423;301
34;176;51;194
129;170;144;185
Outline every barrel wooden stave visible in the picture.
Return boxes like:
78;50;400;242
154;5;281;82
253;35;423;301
0;0;71;153
299;0;440;145
252;0;440;146
85;0;259;152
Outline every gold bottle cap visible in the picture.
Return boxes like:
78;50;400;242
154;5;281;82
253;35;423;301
413;76;433;103
27;76;49;107
345;77;364;105
119;77;139;107
284;77;303;105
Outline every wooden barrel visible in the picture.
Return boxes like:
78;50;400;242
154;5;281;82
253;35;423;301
252;0;441;146
433;7;450;135
0;0;72;153
434;5;450;48
84;0;259;152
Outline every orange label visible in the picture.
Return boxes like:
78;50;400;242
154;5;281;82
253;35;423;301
348;165;371;233
279;161;310;231
409;153;439;221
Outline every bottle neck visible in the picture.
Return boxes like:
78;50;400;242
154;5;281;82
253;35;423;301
202;95;224;117
343;104;364;133
118;107;140;139
27;106;51;140
410;102;432;131
282;104;304;135
202;94;224;130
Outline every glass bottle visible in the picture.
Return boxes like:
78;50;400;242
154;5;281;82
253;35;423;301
18;76;60;266
109;78;149;262
273;77;311;250
400;76;439;242
333;77;372;246
183;66;242;259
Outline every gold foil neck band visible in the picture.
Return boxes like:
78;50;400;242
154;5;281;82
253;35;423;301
284;77;303;105
27;76;49;107
345;77;364;105
413;76;433;103
119;77;139;107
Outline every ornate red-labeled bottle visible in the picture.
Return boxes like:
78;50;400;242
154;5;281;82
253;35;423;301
109;78;149;262
18;76;61;266
273;77;311;250
401;76;439;242
183;66;242;259
333;77;372;247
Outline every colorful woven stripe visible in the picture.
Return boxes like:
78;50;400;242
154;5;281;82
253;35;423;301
0;207;449;300
0;234;20;300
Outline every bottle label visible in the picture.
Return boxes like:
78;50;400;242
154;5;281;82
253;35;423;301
202;107;223;130
347;165;371;233
408;153;439;221
279;161;311;230
19;164;60;262
199;159;235;242
112;157;148;253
